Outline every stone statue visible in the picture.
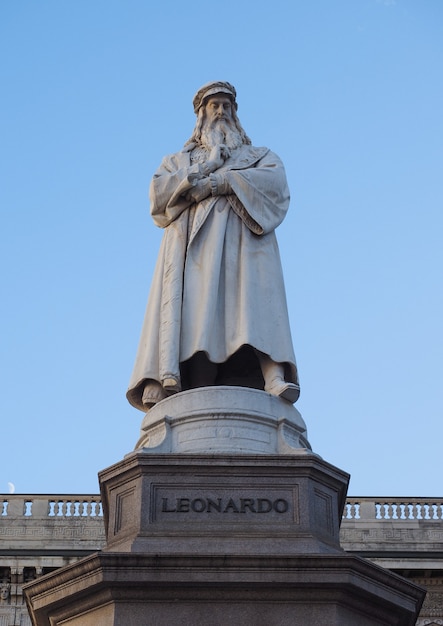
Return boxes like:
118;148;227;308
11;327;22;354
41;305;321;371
0;582;10;603
127;81;300;412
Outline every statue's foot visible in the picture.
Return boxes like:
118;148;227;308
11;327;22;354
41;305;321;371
142;381;166;410
163;377;181;395
265;379;300;403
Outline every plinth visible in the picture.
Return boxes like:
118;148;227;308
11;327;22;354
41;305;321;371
24;388;425;625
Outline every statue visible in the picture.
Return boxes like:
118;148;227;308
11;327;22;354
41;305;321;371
0;582;10;603
127;81;300;412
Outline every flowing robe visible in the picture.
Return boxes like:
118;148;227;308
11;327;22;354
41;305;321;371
127;143;298;411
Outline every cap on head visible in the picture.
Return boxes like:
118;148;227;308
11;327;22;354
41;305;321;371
193;81;237;114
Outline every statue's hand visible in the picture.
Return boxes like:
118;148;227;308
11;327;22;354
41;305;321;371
206;144;230;172
186;178;212;203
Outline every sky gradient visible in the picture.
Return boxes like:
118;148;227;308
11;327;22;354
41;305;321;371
1;0;442;496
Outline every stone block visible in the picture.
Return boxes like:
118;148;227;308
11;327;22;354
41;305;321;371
24;552;425;626
99;452;349;555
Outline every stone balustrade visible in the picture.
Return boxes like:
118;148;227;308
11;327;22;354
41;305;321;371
1;495;103;519
343;497;443;521
340;496;443;575
0;495;106;556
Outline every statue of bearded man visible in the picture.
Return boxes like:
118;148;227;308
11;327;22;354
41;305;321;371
127;81;300;411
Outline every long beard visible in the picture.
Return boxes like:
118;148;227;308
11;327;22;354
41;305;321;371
200;119;244;151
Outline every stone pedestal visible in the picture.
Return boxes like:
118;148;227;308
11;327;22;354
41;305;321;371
24;552;425;626
135;386;311;453
99;453;347;556
24;389;425;625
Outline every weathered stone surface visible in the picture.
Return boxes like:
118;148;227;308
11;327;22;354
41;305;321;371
24;552;425;626
135;386;310;453
23;453;427;625
99;452;348;555
4;493;442;623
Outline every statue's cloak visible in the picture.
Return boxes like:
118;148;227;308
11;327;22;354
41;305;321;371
127;144;298;410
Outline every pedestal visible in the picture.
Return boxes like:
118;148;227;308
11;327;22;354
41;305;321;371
135;386;311;453
24;389;425;625
99;453;347;556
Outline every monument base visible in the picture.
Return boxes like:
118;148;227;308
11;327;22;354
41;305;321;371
24;552;425;626
24;452;425;625
98;452;347;555
135;386;311;453
24;391;425;624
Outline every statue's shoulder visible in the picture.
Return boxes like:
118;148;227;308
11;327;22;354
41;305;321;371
228;145;273;169
252;146;285;167
241;145;269;159
158;148;190;172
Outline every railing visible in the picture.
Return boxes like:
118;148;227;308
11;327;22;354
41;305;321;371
343;497;443;521
1;495;103;518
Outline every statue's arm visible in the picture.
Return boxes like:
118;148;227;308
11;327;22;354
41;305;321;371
150;148;229;228
150;159;201;228
210;151;290;235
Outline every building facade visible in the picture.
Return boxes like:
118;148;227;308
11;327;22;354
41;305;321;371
1;494;442;625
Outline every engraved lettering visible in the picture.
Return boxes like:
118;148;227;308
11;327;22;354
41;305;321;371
207;498;222;513
223;498;240;513
177;498;190;512
240;498;256;513
161;498;176;512
158;495;291;515
273;499;289;513
257;498;272;513
191;498;206;513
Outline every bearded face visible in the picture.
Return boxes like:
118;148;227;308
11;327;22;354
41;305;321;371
187;94;251;150
200;118;244;151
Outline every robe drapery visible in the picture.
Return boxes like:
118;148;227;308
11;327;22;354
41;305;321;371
127;144;298;411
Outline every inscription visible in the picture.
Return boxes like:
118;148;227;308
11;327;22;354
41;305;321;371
161;496;289;514
152;485;297;523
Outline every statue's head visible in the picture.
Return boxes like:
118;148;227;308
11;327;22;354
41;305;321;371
0;583;10;601
186;81;251;149
192;81;238;114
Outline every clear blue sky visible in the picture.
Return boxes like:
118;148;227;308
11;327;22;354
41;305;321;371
1;0;442;497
